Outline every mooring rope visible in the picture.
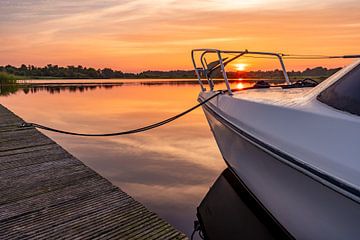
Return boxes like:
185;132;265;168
20;91;224;136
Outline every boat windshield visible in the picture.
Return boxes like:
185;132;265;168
317;63;360;116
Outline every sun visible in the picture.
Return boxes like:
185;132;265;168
236;82;245;89
234;63;248;71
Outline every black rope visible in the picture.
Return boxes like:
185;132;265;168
281;78;319;89
191;220;205;240
20;91;224;137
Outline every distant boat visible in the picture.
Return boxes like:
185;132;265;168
192;49;360;239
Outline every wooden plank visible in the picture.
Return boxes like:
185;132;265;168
0;128;54;152
0;143;57;157
0;177;115;220
0;104;188;239
0;145;70;171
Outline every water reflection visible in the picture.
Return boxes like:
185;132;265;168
0;79;262;235
1;79;257;96
22;84;119;94
137;79;253;87
0;84;19;96
0;80;232;236
197;168;280;240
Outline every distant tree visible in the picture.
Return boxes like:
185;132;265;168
101;68;114;78
19;64;28;76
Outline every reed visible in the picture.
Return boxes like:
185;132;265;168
0;72;19;96
0;72;16;84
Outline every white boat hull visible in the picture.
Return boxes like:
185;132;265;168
203;104;360;240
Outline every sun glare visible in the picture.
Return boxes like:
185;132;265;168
234;63;248;71
236;82;245;89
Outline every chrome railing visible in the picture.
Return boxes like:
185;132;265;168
191;49;291;95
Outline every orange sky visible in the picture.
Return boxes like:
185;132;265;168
1;0;359;72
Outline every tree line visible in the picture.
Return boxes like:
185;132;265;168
0;64;131;79
0;64;341;79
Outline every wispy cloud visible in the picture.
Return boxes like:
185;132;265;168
0;0;359;71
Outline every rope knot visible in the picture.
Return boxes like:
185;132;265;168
20;122;33;128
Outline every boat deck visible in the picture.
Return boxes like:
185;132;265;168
233;87;311;106
0;104;187;239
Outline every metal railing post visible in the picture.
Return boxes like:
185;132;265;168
191;50;206;91
277;54;291;85
203;58;215;91
200;51;214;91
217;51;233;95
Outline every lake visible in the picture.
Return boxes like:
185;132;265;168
0;79;251;236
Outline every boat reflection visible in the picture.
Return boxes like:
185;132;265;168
195;168;292;240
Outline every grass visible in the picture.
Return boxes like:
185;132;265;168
0;72;17;84
0;72;19;96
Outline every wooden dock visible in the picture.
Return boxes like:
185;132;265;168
0;104;188;239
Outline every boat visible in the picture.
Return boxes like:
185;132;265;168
191;49;360;239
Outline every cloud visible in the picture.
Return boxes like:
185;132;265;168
48;129;224;187
0;0;359;71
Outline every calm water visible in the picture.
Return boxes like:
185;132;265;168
0;79;250;236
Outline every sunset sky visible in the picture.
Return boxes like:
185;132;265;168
1;0;360;72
